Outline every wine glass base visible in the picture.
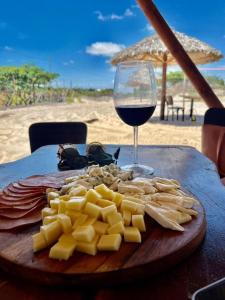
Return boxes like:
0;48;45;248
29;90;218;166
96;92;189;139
121;164;154;176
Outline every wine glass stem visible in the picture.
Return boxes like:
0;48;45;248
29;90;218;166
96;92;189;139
133;126;138;165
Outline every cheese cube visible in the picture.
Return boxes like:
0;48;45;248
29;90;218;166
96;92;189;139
85;189;102;203
66;197;86;211
72;213;88;229
65;210;81;223
58;200;67;214
96;198;114;207
95;184;114;200
43;215;57;225
41;207;57;219
101;205;117;222
107;212;123;226
50;199;60;210
69;185;87;197
112;192;123;207
72;225;95;242
49;235;76;261
132;215;146;232
108;221;124;235
124;196;144;204
32;231;48;252
82;217;97;226
76;235;99;256
47;192;59;202
59;195;70;201
97;234;122;251
123;210;131;226
120;200;137;213
93;221;109;235
84;202;102;218
57;214;72;233
124;227;141;243
41;221;62;245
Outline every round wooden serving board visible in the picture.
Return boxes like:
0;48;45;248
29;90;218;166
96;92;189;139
0;202;206;287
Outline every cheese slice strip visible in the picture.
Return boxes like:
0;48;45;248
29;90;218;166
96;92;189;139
145;204;184;232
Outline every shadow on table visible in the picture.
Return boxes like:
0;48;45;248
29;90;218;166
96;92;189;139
149;114;204;127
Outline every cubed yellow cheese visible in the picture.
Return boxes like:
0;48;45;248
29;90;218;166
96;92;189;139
58;200;67;214
121;200;145;214
95;184;114;200
97;234;122;251
49;235;76;261
72;213;88;229
107;221;124;235
59;195;70;201
107;211;123;226
123;210;131;226
72;225;95;242
101;205;117;222
93;220;109;235
69;185;87;197
85;189;102;203
96;198;114;207
57;214;72;233
84;202;102;218
41;221;62;245
66;196;86;211
32;231;48;252
41;207;57;219
132;215;146;232
65;210;81;223
43;215;57;225
76;235;99;256
47;191;59;202
124;227;141;243
82;217;97;226
112;192;123;207
49;199;60;210
120;200;137;213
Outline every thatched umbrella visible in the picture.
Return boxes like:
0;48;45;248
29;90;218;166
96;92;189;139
111;30;223;120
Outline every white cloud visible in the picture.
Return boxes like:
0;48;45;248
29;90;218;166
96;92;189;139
94;8;135;21
145;24;154;32
63;59;75;66
86;42;125;57
4;46;13;51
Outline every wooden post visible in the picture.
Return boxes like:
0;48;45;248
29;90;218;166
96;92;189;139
136;0;223;109
160;54;167;120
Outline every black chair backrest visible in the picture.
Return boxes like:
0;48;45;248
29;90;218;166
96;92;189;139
29;122;87;152
166;96;173;106
204;108;225;126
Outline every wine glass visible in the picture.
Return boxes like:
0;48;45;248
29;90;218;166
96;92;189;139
113;61;157;175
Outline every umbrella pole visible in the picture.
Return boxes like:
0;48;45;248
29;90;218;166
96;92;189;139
136;0;223;109
160;56;167;120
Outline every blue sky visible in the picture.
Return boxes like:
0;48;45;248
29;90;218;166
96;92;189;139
0;0;225;88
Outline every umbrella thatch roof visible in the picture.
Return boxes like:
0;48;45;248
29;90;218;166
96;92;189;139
111;30;223;66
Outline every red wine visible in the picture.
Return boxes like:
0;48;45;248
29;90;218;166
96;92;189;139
115;105;156;126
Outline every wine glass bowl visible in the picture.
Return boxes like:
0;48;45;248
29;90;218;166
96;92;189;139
113;61;157;175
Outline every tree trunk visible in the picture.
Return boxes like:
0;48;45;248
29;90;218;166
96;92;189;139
160;55;167;120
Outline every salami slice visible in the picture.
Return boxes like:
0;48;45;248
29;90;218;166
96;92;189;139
0;198;45;210
0;195;45;207
0;201;46;219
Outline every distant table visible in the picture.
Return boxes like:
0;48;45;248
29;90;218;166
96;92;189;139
181;94;200;119
0;145;225;300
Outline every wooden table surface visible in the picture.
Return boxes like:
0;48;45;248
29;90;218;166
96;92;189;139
0;144;225;300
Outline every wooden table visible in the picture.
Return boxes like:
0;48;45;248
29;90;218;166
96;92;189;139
0;144;225;300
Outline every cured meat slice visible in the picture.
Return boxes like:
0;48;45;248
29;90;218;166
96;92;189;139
0;198;45;210
0;201;45;219
0;195;44;206
0;209;42;230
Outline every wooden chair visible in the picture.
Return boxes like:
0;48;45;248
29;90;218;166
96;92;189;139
166;95;185;121
202;108;225;184
29;122;87;152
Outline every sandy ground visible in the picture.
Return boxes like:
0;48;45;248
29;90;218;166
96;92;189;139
0;97;213;164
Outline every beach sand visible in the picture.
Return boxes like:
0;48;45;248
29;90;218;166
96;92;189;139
0;98;210;164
